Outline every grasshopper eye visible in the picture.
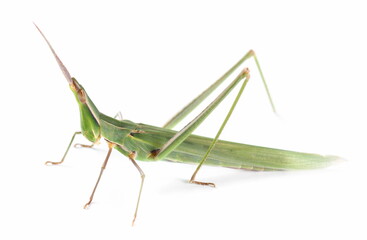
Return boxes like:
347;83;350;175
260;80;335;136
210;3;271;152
77;89;87;103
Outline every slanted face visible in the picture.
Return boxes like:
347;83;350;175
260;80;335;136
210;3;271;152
69;77;87;104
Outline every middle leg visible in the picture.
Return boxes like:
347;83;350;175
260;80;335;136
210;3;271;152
84;141;115;209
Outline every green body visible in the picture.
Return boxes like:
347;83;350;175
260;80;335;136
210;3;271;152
98;113;336;170
71;74;337;170
73;83;337;170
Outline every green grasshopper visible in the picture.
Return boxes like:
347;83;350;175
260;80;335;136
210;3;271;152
35;24;339;225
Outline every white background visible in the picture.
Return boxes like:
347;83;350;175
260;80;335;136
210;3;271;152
1;1;366;239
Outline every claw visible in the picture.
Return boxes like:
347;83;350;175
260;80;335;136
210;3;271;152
189;180;216;188
74;143;94;148
84;201;91;209
44;161;62;165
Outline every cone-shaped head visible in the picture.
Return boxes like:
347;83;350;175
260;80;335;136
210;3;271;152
35;23;101;143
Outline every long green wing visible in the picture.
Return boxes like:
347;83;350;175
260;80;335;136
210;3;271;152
125;123;340;170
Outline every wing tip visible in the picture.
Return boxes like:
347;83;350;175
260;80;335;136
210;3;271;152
325;155;346;164
308;154;345;170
